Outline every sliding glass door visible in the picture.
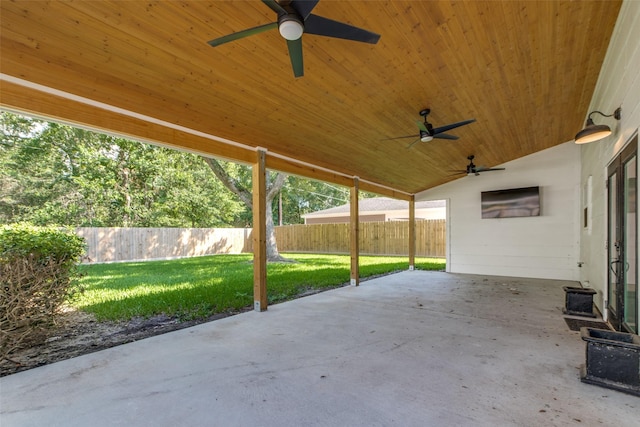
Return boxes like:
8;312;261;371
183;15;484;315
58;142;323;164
607;134;637;333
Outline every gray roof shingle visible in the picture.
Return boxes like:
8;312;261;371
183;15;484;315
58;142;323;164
302;197;445;217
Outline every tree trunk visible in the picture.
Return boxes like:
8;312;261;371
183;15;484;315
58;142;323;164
203;157;290;262
264;172;288;262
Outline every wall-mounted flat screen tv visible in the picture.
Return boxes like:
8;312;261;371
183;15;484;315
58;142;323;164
481;186;540;218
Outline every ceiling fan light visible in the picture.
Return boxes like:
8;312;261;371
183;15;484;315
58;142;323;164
279;20;304;40
419;130;433;143
575;122;612;144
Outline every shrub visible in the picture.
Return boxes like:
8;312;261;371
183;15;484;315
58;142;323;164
0;224;85;359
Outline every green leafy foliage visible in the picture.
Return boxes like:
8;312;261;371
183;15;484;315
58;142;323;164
0;223;85;262
1;112;372;228
0;223;86;357
0;112;244;227
275;177;377;225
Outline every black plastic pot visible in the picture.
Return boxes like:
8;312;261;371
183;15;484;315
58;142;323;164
580;327;640;396
563;286;597;317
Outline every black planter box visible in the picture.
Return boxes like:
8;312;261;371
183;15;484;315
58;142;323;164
580;327;640;396
563;286;597;317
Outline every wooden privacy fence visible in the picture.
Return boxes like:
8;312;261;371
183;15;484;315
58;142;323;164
77;227;252;263
275;220;446;257
77;220;445;263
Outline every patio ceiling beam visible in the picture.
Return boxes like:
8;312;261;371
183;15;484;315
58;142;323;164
0;77;412;202
0;78;256;163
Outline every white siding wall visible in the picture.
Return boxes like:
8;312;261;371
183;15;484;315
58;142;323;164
416;142;581;280
579;0;640;313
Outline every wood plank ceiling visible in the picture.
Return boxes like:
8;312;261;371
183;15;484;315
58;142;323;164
0;1;622;197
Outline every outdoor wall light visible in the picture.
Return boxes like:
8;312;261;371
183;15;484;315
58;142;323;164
574;107;621;144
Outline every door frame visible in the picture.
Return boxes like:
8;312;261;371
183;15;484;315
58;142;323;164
606;132;638;332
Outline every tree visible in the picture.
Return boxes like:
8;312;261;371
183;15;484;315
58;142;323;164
1;116;96;224
1;112;374;257
202;158;288;262
0;112;243;227
277;177;351;225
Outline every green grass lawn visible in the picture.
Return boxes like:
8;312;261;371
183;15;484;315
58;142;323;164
72;254;444;321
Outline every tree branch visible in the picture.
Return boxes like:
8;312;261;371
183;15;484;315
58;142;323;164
266;172;287;202
202;157;253;209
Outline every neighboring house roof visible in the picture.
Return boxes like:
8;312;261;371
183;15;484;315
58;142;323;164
302;197;445;218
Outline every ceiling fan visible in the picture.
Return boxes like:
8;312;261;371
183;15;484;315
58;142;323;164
207;0;380;78
384;109;476;148
451;155;506;176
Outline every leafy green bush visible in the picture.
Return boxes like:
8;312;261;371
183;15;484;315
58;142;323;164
1;223;85;358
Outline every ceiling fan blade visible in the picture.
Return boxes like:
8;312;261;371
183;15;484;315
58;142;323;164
262;0;288;14
432;118;476;135
208;22;278;47
381;134;417;141
476;166;506;173
304;14;380;44
287;38;304;77
290;0;320;20
433;133;459;140
415;120;428;132
407;138;421;148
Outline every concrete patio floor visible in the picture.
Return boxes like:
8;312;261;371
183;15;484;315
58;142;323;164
1;271;638;426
